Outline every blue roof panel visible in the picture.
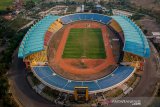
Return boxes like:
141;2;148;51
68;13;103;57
18;15;60;58
111;15;150;58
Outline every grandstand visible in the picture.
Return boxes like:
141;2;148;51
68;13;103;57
44;20;63;46
18;15;60;58
25;50;47;66
18;13;150;95
32;66;135;93
109;20;122;34
111;15;150;58
44;31;53;46
60;13;112;24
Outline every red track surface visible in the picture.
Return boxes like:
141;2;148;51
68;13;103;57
52;21;115;75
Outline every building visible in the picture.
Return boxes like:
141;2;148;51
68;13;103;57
112;9;133;17
152;32;160;43
81;5;84;12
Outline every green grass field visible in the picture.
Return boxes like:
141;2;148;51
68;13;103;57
62;28;106;59
0;0;13;11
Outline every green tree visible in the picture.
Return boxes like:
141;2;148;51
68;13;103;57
0;77;9;98
25;0;35;10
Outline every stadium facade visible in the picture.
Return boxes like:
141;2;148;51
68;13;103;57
18;13;150;94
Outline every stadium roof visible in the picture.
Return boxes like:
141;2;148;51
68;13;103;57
18;13;150;59
111;15;150;58
18;15;60;58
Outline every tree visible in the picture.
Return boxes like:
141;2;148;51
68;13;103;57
100;0;105;6
0;77;9;99
25;0;35;10
143;29;148;35
0;63;7;76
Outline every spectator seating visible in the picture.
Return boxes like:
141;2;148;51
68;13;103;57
111;15;150;58
25;50;47;65
109;20;122;33
44;21;63;46
32;66;135;93
18;15;60;58
60;13;112;25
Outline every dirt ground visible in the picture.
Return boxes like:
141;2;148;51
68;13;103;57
139;16;160;35
130;0;160;11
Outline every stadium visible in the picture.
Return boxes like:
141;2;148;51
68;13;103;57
18;13;150;98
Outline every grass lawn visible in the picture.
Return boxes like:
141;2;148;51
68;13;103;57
62;28;106;59
7;16;31;30
0;0;13;11
67;5;77;13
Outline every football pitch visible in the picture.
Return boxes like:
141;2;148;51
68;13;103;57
62;28;106;59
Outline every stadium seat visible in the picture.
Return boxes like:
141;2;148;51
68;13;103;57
111;15;150;58
60;13;112;25
44;21;63;46
32;66;134;92
92;14;104;22
18;15;60;58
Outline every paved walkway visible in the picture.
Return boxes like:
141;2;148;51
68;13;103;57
8;48;58;107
